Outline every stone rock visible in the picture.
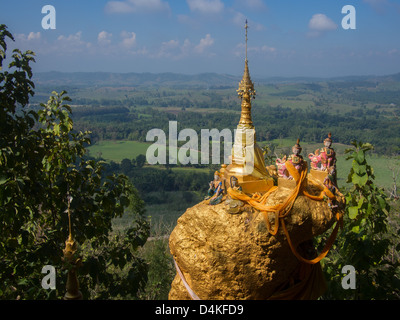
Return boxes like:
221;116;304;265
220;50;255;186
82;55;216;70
168;186;343;300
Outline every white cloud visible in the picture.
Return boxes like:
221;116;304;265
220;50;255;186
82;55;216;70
309;14;338;31
162;39;180;49
13;30;150;59
57;31;82;42
194;34;214;53
152;34;215;59
187;0;224;14
98;31;113;45
16;32;41;42
307;14;338;37
13;32;44;54
55;32;94;54
27;32;41;41
105;0;170;14
121;31;137;48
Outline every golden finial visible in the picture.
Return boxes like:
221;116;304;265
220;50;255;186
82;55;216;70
245;19;248;62
237;19;255;127
63;193;83;300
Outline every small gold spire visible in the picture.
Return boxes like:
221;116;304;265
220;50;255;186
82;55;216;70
237;19;256;128
245;19;248;61
63;194;83;300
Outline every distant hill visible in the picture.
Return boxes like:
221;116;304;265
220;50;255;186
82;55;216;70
33;71;240;89
33;71;400;89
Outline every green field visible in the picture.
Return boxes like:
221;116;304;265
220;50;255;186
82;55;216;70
88;140;151;162
88;139;221;165
336;154;398;190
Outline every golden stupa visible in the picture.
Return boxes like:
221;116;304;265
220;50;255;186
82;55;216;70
222;20;274;194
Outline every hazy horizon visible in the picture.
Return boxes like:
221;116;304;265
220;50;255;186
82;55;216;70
32;69;399;80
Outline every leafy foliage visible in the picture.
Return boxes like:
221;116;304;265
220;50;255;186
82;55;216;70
139;221;175;301
0;25;149;299
320;141;400;299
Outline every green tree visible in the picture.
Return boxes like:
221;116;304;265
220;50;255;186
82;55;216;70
0;25;149;300
135;154;146;168
320;141;400;299
121;158;133;175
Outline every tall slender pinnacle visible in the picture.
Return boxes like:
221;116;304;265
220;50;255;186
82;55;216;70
237;19;255;128
245;19;248;62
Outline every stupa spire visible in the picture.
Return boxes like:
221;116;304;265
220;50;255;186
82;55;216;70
222;19;273;193
237;19;256;128
245;19;248;61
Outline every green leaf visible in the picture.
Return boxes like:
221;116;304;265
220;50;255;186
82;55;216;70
376;195;386;210
348;206;359;219
352;173;368;186
17;279;29;286
351;225;360;234
54;123;60;136
357;197;365;209
362;143;373;151
0;176;8;185
352;160;360;172
352;160;366;175
355;150;365;164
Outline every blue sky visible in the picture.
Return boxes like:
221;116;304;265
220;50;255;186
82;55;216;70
1;0;399;77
